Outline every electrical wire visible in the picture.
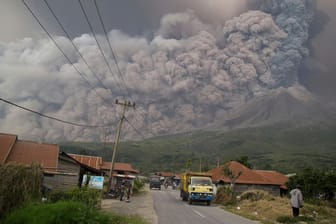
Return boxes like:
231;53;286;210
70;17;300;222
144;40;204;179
78;0;125;95
93;0;131;99
124;116;146;139
43;0;109;91
0;97;113;128
22;0;151;139
22;0;109;104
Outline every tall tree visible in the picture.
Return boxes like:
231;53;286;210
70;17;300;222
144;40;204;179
222;165;242;192
235;156;252;169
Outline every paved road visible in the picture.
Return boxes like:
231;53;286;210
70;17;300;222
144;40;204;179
153;188;259;224
102;185;259;224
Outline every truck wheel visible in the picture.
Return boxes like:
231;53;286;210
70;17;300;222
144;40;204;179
188;198;192;205
207;201;211;206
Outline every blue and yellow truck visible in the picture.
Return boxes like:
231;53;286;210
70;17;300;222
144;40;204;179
180;172;214;205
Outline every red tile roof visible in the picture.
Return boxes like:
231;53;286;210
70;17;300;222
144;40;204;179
6;140;59;172
255;170;289;189
208;161;288;187
68;154;102;170
69;154;139;174
0;133;17;163
100;161;111;170
156;172;175;177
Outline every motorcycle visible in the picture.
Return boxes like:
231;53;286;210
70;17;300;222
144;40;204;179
105;187;121;199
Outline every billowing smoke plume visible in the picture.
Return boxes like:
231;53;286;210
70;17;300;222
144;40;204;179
0;0;316;142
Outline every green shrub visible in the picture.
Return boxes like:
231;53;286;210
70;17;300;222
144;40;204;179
276;215;315;223
3;201;112;224
132;177;145;194
0;163;42;220
48;187;101;208
240;190;275;202
4;201;148;224
214;186;237;205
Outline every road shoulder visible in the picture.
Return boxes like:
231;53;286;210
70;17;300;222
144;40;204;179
101;186;158;224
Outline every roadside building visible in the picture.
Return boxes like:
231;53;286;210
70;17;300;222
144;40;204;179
0;133;102;191
69;154;139;188
208;161;288;196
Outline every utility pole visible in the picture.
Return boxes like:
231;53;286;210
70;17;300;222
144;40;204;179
107;99;135;191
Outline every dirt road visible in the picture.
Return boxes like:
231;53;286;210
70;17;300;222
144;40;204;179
101;185;158;224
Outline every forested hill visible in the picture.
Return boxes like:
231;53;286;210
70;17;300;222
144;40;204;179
60;122;336;175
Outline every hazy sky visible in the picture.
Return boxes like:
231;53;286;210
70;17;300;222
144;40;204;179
0;0;335;142
0;0;247;42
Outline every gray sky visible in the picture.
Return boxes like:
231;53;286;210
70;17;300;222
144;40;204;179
307;0;336;100
0;0;247;42
0;0;335;142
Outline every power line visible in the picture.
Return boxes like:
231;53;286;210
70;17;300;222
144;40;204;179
124;116;146;139
93;0;131;99
78;0;125;95
43;0;109;91
0;97;112;128
22;0;109;104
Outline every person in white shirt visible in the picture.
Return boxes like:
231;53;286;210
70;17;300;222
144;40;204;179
290;184;304;217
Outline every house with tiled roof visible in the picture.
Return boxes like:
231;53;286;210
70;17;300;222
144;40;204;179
1;133;59;173
208;161;289;196
0;133;102;191
68;154;139;187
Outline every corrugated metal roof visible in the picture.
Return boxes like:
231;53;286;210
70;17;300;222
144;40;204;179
6;140;59;171
68;154;102;170
0;133;17;163
208;161;287;186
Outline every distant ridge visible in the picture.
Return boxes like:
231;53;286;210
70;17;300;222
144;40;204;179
210;86;335;130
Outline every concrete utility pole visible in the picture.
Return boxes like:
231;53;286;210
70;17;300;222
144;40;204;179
107;99;135;191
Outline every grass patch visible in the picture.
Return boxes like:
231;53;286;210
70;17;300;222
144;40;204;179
220;190;336;224
276;215;314;223
3;201;148;224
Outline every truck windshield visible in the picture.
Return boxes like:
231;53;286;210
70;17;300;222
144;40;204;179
191;177;212;186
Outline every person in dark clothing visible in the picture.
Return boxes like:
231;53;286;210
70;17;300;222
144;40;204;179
119;181;126;201
290;185;304;217
125;181;132;202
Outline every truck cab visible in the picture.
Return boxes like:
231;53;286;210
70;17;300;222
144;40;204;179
180;172;214;205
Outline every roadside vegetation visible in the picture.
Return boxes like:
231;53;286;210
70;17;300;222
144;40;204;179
0;163;43;220
214;167;336;224
0;163;148;224
216;189;335;224
3;200;147;224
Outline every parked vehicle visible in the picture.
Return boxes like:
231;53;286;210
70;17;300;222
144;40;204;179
105;187;121;199
180;172;214;205
149;176;161;190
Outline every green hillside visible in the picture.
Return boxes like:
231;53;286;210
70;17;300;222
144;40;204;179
60;123;336;175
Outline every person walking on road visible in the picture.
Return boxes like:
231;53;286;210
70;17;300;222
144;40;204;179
290;184;304;217
125;181;132;202
119;181;126;201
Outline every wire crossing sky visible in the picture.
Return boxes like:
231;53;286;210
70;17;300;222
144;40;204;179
1;0;335;142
